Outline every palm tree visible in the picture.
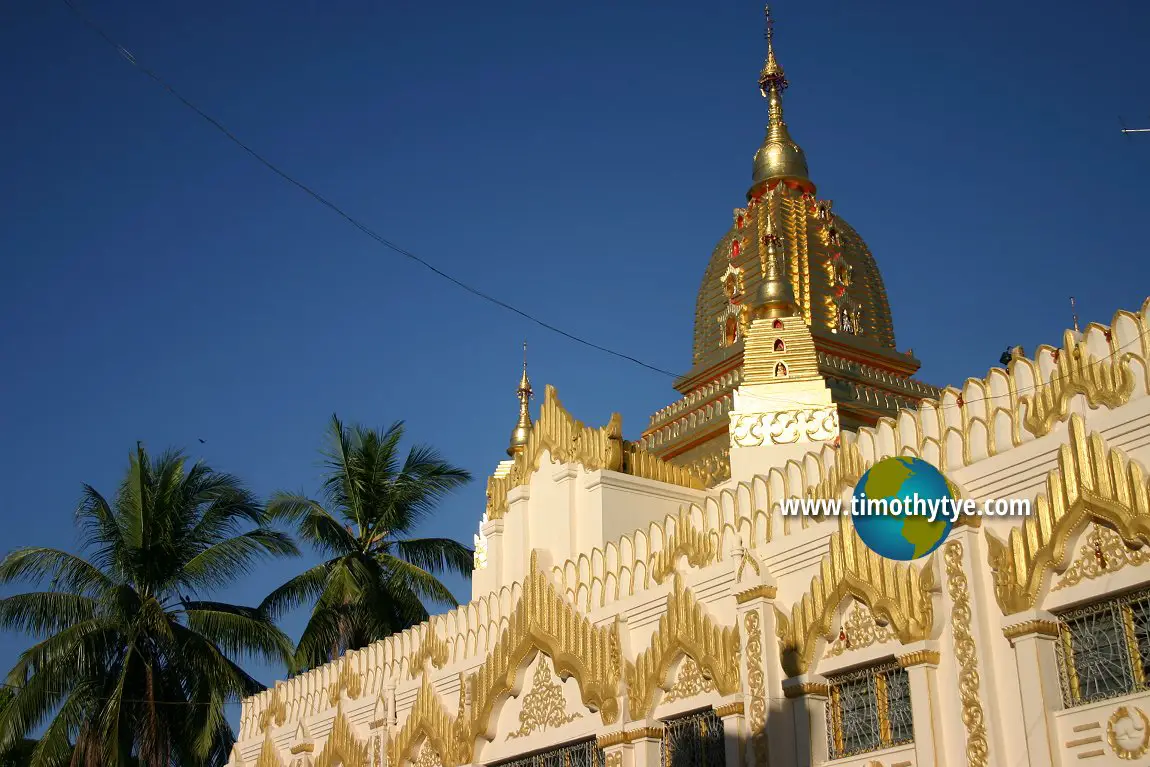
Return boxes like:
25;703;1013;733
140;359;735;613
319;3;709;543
0;444;298;766
263;415;473;671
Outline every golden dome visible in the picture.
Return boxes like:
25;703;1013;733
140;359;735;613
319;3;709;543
692;188;896;365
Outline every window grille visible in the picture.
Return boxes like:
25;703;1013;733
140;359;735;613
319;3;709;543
493;739;605;767
661;708;725;767
825;661;914;760
1056;587;1150;707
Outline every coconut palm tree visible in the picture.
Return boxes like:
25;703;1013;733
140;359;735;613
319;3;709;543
0;444;297;766
263;415;473;671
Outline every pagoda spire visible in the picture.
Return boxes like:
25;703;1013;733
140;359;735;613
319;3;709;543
750;6;812;194
754;202;797;318
507;342;533;457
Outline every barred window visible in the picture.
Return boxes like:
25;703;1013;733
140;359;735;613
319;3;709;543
493;739;605;767
826;661;914;760
1056;588;1150;707
661;708;725;767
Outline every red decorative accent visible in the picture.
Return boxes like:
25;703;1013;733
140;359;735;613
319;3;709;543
736;215;745;229
1104;329;1113;343
732;240;740;258
772;319;784;329
1052;349;1060;362
834;285;845;298
956;394;965;408
839;628;849;646
1094;538;1107;569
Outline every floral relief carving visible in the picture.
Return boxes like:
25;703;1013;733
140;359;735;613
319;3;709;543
413;740;443;767
823;601;895;658
731;407;839;446
662;657;716;704
1052;525;1150;591
507;660;582;740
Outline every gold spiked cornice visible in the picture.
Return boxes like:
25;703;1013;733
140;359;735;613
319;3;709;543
775;523;938;677
985;413;1150;614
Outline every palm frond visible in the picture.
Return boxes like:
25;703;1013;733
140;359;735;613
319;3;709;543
390;537;474;578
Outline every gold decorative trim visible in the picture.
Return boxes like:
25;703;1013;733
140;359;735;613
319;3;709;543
1066;735;1103;748
735;585;777;604
823;602;895;658
289;721;313;754
1002;620;1060;642
662;657;717;704
945;541;989;767
897;650;940;668
468;551;621;742
650;510;720;584
775;523;936;676
258;686;287;733
506;659;582;740
412;739;443;767
1019;330;1134;438
596;726;664;748
714;701;745;718
1052;525;1150;591
327;658;362;706
486;386;704;519
783;682;828;699
625;573;741;720
985;414;1150;614
409;626;450;677
315;705;369;767
387;678;464;767
1107;705;1150;760
744;610;768;767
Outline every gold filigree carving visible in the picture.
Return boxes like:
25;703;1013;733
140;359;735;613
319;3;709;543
1108;705;1150;760
387;678;465;767
506;659;582;740
625;573;740;720
662;657;717;704
411;739;443;767
985;414;1150;614
486;387;704;519
1020;330;1134;438
823;602;895;659
315;705;369;767
410;626;451;677
775;523;937;676
744;610;768;767
1052;525;1150;591
650;511;720;584
945;541;989;767
468;550;621;744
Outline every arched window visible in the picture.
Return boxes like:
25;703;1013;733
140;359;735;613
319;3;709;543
775;362;788;378
724;316;739;345
826;661;914;759
774;338;785;352
772;319;784;330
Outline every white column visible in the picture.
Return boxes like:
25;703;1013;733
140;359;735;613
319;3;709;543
716;701;747;767
782;677;829;767
735;571;783;767
898;649;944;767
1003;615;1063;767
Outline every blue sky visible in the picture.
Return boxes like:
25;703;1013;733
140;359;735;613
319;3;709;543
1;0;1148;729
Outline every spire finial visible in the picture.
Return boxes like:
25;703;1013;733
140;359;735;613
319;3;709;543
508;342;533;457
759;5;787;96
754;198;797;318
750;7;811;195
1070;296;1080;333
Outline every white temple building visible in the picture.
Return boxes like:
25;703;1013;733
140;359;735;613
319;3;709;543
228;9;1150;767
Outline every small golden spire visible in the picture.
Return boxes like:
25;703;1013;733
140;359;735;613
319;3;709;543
1070;296;1081;333
754;201;797;318
750;6;811;194
507;342;533;457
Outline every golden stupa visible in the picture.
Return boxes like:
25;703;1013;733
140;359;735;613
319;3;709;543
641;7;939;484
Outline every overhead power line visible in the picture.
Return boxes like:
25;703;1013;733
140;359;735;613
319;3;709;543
58;0;682;379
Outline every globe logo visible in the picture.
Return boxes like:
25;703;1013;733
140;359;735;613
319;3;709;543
851;456;956;561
